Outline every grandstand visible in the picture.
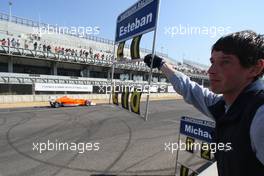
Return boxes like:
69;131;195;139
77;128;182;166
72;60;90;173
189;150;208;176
0;12;209;95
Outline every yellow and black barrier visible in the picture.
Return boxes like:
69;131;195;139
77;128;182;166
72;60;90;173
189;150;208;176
180;165;189;176
112;90;142;115
130;35;142;59
117;41;125;60
201;143;212;161
186;137;195;153
121;90;130;110
130;90;142;115
112;92;119;105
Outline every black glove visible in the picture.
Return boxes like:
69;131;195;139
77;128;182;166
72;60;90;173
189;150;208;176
144;54;165;70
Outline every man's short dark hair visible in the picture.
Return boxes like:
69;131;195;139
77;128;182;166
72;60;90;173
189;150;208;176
212;30;264;78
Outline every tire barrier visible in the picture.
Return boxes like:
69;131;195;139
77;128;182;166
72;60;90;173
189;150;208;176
112;89;142;115
117;41;125;60
130;35;142;60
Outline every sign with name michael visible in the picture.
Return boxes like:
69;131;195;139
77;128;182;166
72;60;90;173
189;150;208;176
180;116;215;143
115;0;159;43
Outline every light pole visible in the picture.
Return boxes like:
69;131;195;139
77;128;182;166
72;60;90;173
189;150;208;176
7;1;12;52
8;1;12;22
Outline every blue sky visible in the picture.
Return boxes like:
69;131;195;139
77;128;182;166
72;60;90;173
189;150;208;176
1;0;263;65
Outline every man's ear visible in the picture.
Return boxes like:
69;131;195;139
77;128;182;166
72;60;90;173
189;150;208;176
249;59;264;77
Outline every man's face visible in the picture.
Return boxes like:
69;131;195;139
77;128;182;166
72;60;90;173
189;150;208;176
207;51;253;95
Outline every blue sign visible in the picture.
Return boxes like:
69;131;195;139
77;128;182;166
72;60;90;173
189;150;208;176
115;0;159;43
180;116;215;143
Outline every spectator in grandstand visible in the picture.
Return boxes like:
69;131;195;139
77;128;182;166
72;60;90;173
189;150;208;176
1;38;6;46
38;43;42;51
47;45;51;52
16;39;20;48
11;38;16;47
96;53;100;59
33;41;38;50
55;46;58;53
42;44;46;52
85;51;88;58
72;49;74;55
7;38;10;46
89;47;93;56
144;30;264;176
57;46;61;53
24;40;28;49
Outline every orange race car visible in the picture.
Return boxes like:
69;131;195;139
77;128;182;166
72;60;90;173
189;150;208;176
49;96;96;108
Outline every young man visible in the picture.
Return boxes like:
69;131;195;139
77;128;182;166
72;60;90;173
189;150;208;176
144;30;264;176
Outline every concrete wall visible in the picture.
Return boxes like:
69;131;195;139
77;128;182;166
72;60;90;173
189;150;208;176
0;93;182;103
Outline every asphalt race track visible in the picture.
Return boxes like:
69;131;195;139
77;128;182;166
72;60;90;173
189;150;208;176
0;100;212;176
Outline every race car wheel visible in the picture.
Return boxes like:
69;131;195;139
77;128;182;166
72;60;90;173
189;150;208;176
54;102;60;108
85;100;91;106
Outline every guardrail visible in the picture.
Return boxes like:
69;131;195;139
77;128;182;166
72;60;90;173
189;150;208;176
0;45;211;80
0;72;170;86
0;45;158;73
